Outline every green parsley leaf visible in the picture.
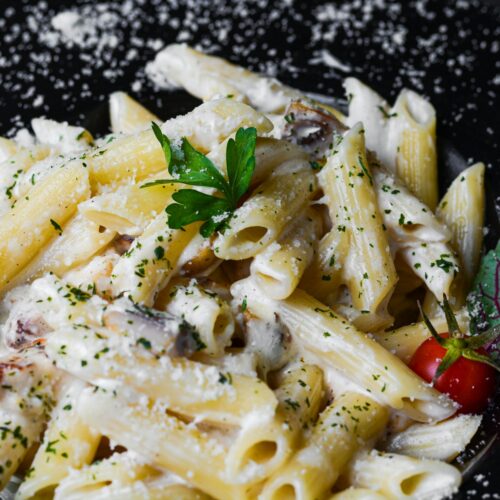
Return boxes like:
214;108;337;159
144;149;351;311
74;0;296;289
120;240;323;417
143;124;257;237
225;127;257;204
168;138;228;192
165;190;232;238
151;122;172;169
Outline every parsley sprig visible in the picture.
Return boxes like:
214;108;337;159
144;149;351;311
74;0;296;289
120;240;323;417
142;123;257;237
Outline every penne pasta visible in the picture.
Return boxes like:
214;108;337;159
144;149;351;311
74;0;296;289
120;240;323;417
0;351;60;489
436;162;485;303
372;164;458;300
259;392;388;500
344;78;438;209
250;209;321;300
149;44;303;113
347;450;461;499
77;388;251;500
214;160;317;260
302;123;398;330
110;211;200;305
329;488;386;500
163;281;234;357
79;177;176;236
54;451;163;500
109;91;161;134
16;378;101;500
0;145;50;216
391;90;438;209
0;163;90;293
373;308;469;363
226;363;324;484
4;214;115;292
384;414;482;462
45;324;278;426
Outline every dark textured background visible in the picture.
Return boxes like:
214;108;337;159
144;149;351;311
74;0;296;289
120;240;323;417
0;0;499;497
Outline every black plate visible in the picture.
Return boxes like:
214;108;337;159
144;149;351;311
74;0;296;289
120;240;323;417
0;0;499;497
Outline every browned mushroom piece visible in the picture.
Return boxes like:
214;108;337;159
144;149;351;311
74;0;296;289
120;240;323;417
282;100;347;160
112;234;135;255
180;243;220;277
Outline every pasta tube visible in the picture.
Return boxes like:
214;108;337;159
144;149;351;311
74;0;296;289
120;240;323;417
77;389;251;500
227;364;324;483
329;488;386;500
347;450;461;499
79;178;177;236
163;281;234;357
45;326;278;426
109;91;161;134
52;98;271;192
54;452;162;500
0;352;59;489
16;378;101;500
373;309;469;363
304;123;397;329
5;214;115;291
344;78;438;208
0;145;50;216
391;90;438;209
373;164;458;300
214;160;317;260
0;163;90;293
437;162;485;300
110;211;200;305
149;44;303;113
250;209;321;300
384;414;482;462
259;392;388;500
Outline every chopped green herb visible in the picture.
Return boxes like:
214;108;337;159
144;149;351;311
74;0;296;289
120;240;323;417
377;105;398;119
218;372;233;384
50;219;63;235
153;246;165;260
284;398;300;410
137;337;152;350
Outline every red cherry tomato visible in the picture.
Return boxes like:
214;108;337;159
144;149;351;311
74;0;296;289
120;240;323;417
409;334;497;414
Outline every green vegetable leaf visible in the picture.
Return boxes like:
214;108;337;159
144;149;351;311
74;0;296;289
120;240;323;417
151;122;171;168
226;127;257;204
144;123;257;237
173;138;229;192
467;240;500;334
165;190;232;237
